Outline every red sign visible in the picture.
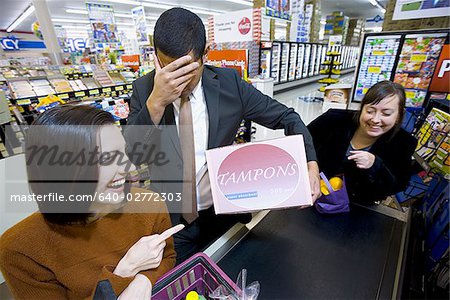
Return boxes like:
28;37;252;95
121;54;140;72
429;44;450;93
238;17;251;35
206;49;248;77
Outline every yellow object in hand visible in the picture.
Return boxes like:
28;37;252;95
186;291;202;300
329;177;343;191
320;180;330;195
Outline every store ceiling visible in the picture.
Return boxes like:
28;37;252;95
0;0;389;33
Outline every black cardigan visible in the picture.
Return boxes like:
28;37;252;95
307;109;418;204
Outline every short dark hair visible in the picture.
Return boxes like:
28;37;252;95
356;80;406;132
25;105;115;225
154;7;206;60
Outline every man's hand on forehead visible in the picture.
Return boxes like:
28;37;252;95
145;52;200;124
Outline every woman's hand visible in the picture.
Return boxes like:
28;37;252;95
118;274;152;300
113;224;185;278
348;150;375;169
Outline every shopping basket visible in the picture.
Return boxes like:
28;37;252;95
152;252;241;300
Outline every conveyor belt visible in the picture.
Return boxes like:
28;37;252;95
215;205;409;299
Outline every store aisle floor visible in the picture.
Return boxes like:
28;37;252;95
253;73;355;141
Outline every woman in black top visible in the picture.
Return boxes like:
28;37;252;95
308;81;418;204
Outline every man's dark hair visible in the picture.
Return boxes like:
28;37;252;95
154;7;206;60
25;105;114;225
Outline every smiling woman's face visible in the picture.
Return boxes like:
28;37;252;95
359;94;400;138
91;125;136;214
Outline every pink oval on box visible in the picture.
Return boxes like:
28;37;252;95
216;144;299;208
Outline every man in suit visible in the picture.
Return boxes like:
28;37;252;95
125;7;321;263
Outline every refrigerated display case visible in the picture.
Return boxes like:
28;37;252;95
352;30;449;106
271;42;281;82
259;41;358;86
309;45;317;77
279;43;290;82
314;45;323;76
259;42;272;79
295;44;305;80
302;44;311;78
288;43;298;81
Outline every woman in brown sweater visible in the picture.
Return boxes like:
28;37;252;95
0;105;182;299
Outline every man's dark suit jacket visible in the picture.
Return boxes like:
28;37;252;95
307;109;418;204
125;65;316;223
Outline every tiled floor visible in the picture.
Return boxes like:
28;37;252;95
253;73;354;141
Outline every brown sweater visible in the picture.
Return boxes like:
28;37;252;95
0;187;176;299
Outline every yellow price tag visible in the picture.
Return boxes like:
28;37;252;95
59;93;69;99
115;85;124;91
75;91;86;97
126;84;132;90
89;89;100;95
405;91;416;99
103;87;112;93
372;50;386;56
17;99;31;105
411;54;427;62
447;94;450;100
368;66;381;74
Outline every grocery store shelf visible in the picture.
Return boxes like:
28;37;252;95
274;67;355;94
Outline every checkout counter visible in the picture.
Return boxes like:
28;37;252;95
204;203;410;299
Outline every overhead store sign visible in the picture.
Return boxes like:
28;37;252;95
393;0;450;20
206;49;248;77
0;37;46;51
264;0;291;20
122;54;140;71
131;6;149;45
86;2;118;43
213;9;253;43
63;38;90;53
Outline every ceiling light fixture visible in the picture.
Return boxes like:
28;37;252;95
275;22;288;27
368;0;378;6
66;8;159;20
6;5;36;32
65;9;87;15
141;1;223;15
52;18;90;24
90;0;223;16
225;0;253;6
96;0;141;5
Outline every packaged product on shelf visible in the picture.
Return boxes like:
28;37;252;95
9;80;36;99
74;79;87;90
109;72;126;85
100;99;130;121
49;78;73;93
33;86;57;97
120;71;136;83
69;80;82;91
93;69;115;87
81;77;100;89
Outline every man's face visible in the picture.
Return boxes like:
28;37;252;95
156;50;204;98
